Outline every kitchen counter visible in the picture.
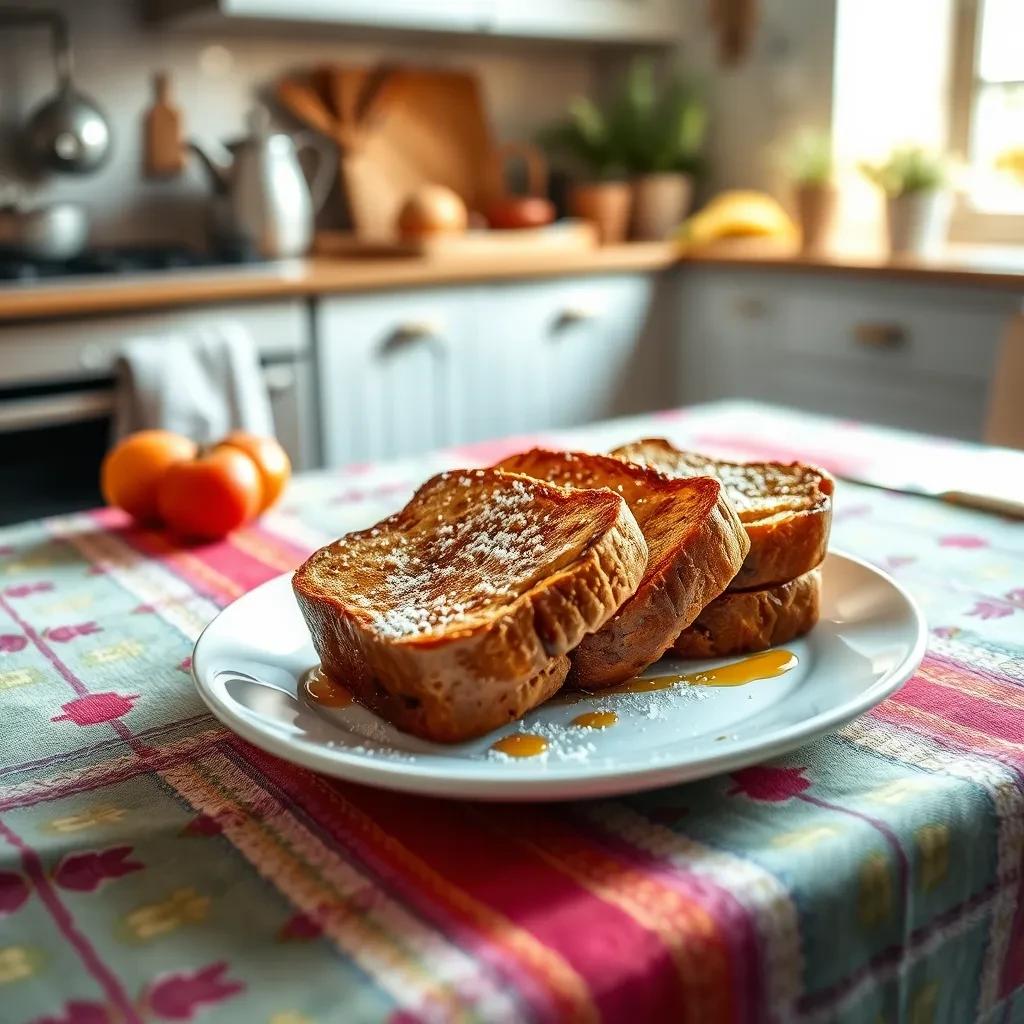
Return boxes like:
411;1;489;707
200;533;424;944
685;241;1024;293
0;243;678;322
1;240;1021;323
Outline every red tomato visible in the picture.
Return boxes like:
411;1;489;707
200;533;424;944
216;432;291;512
484;196;556;230
157;447;263;540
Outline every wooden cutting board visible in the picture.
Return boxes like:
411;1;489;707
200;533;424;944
339;68;503;241
314;220;598;259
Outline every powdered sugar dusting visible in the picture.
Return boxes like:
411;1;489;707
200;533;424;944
313;470;587;640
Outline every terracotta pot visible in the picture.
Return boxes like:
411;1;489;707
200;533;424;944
630;173;693;241
794;183;837;256
885;190;951;258
569;181;632;245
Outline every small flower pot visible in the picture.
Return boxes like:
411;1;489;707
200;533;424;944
569;180;632;245
885;190;951;258
630;173;694;241
794;182;837;256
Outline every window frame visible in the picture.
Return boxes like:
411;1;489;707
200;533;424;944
948;0;1024;243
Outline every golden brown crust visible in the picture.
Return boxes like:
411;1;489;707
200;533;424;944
612;438;833;589
495;449;749;688
672;569;821;659
292;468;648;742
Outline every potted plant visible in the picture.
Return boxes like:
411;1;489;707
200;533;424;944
542;97;632;245
616;60;707;241
860;147;951;258
784;130;836;255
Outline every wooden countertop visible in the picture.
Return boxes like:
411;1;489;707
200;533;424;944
0;243;678;323
1;240;1022;324
684;241;1024;292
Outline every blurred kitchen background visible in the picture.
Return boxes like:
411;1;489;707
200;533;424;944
0;0;1022;523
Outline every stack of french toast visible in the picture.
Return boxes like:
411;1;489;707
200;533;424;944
293;440;834;743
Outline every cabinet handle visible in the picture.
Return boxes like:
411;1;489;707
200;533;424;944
391;320;442;343
378;320;448;360
554;306;601;330
853;322;907;349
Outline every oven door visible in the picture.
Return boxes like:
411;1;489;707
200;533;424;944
0;355;310;527
0;380;113;525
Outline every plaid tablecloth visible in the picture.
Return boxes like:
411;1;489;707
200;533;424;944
1;401;1023;1024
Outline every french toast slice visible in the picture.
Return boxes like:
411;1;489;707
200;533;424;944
672;568;821;658
292;468;648;742
495;449;749;688
612;438;834;590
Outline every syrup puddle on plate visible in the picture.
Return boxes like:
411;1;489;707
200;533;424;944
490;734;549;758
571;711;618;729
604;649;798;694
303;667;354;708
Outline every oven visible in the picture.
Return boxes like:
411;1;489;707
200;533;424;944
0;298;317;526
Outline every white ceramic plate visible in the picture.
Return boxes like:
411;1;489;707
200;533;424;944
191;551;926;801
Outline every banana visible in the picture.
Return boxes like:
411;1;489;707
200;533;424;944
675;190;797;252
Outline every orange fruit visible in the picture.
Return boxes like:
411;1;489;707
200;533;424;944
100;430;197;524
157;447;263;541
216;432;291;512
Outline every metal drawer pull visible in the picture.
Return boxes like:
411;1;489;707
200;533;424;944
389;320;442;343
854;323;907;348
554;306;601;331
378;321;447;360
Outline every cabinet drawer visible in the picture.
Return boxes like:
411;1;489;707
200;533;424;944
758;357;988;440
782;280;1013;383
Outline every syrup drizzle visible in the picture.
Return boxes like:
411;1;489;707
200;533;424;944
491;734;549;758
605;649;797;694
303;668;354;708
571;711;618;729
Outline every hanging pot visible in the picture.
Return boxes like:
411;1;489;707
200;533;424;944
0;8;113;174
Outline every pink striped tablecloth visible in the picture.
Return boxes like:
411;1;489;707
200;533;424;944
0;401;1022;1024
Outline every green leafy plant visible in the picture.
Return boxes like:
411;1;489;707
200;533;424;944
541;96;628;180
860;146;949;196
783;129;835;187
542;59;708;180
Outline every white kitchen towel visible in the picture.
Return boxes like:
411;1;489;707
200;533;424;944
113;321;275;442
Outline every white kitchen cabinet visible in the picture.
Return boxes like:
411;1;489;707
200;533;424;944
676;267;1021;441
315;272;667;467
491;0;684;42
151;0;490;32
482;274;660;430
152;0;682;41
316;288;472;466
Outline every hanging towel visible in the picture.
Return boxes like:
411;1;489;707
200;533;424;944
113;321;275;442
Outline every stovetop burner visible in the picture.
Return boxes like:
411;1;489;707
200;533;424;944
0;244;264;283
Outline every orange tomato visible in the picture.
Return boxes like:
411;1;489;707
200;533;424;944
216;432;291;512
101;430;197;524
157;447;263;541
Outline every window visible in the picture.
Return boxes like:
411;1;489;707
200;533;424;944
950;0;1024;238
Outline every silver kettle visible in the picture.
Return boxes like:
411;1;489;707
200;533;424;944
189;107;334;259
